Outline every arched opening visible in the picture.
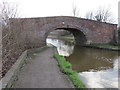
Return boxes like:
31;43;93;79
56;28;87;45
46;28;87;56
46;29;75;56
46;28;87;46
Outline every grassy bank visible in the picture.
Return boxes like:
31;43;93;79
53;54;85;88
61;35;75;40
86;43;120;50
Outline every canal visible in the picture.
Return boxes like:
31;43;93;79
46;37;119;88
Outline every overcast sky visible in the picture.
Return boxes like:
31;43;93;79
1;0;120;24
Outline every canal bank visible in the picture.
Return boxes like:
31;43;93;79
46;37;119;88
13;47;74;88
84;43;120;51
66;45;119;88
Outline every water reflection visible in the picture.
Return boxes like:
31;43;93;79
46;38;75;56
66;45;118;72
46;38;119;88
79;58;119;88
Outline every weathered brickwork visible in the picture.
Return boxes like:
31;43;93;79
16;16;116;43
2;16;117;77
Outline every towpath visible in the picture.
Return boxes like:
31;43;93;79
14;47;74;88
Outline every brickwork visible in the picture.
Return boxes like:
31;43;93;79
15;16;116;44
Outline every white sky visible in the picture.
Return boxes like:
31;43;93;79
1;0;120;24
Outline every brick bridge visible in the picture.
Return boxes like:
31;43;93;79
2;16;117;77
11;16;117;45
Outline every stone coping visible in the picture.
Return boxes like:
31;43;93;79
0;50;28;89
0;46;47;89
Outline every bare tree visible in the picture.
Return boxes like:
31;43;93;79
1;1;18;42
85;7;114;23
1;1;18;28
1;1;18;77
72;4;79;17
86;11;94;20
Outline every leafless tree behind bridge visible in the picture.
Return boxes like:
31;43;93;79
85;7;115;23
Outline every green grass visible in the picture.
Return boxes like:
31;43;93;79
61;36;75;40
53;54;85;88
89;43;120;49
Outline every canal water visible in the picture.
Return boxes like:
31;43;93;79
46;38;119;88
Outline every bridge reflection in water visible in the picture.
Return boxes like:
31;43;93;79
46;37;119;88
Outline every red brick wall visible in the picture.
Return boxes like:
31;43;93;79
18;16;116;44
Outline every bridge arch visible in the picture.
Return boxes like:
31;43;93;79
45;27;87;45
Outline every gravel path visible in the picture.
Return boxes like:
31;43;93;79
14;47;74;88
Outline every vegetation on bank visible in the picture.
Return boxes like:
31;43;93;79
53;54;85;88
87;43;120;50
61;35;75;40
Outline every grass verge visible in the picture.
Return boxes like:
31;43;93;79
53;54;85;88
87;43;120;50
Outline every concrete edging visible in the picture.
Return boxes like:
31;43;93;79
0;50;28;89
